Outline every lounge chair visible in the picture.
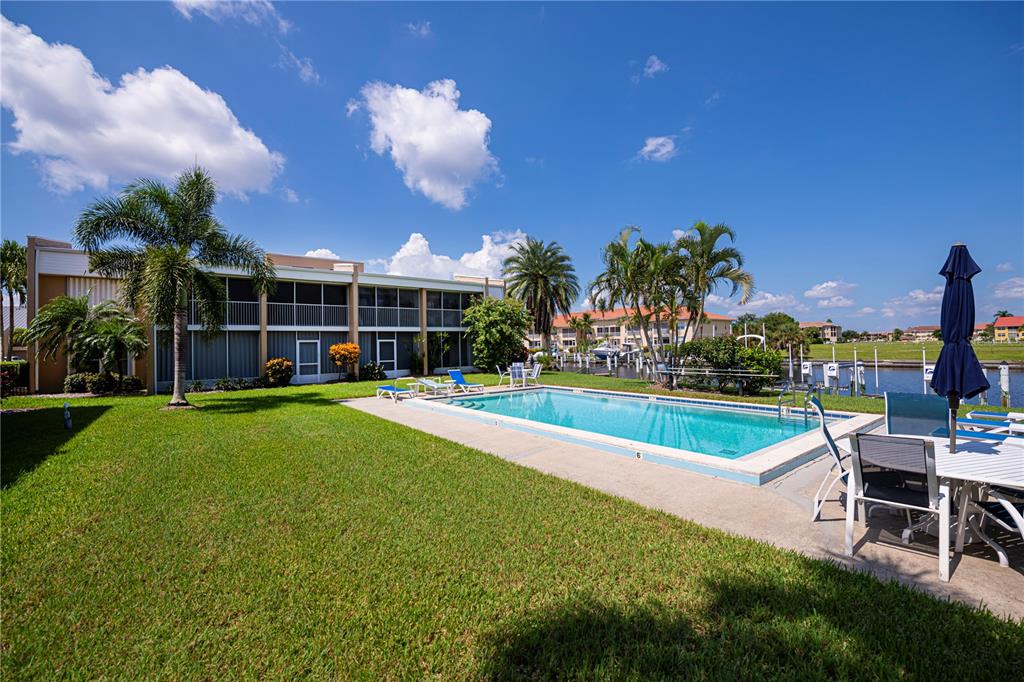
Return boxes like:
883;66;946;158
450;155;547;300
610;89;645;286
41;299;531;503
845;432;954;581
415;377;453;396
447;369;484;393
524;363;542;386
957;485;1024;568
967;408;1024;423
376;384;415;402
808;395;905;522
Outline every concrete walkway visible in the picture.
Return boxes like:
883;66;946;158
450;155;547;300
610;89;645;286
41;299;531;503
347;392;1024;620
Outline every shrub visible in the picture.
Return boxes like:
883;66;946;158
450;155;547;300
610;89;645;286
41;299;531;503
536;354;555;370
187;380;206;393
359;362;388;381
213;377;235;392
1;360;29;397
328;343;360;377
64;372;95;393
462;298;533;371
738;346;783;394
264;358;294;387
85;372;118;394
119;375;144;392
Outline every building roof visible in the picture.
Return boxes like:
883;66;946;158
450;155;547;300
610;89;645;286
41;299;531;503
799;321;839;329
905;325;941;333
551;306;733;328
994;316;1024;328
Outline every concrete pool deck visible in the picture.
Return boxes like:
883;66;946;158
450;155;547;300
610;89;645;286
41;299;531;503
348;389;1024;620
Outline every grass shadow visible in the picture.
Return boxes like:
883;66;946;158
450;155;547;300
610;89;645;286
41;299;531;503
185;389;339;415
1;405;109;488
480;569;1024;679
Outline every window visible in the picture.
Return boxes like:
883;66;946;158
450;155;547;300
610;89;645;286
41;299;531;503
358;286;376;307
269;281;294;304
398;289;418;309
323;284;347;306
376;287;398;308
426;291;442;309
295;282;322;305
227;277;257;302
442;292;460;310
461;293;475;310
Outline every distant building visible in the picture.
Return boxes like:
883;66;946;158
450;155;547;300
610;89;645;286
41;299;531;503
993;316;1024;343
903;325;941;342
799;321;842;344
2;304;28;359
527;306;733;352
860;331;893;342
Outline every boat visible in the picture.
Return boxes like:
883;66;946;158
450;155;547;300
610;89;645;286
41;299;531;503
591;343;620;361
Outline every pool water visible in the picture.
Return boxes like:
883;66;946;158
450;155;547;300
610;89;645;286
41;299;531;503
446;389;821;459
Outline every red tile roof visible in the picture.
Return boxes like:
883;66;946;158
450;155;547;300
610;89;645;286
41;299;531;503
994;316;1024;328
551;306;732;328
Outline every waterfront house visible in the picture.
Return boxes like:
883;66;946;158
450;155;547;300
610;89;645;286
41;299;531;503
527;307;733;352
904;325;941;342
799;321;842;344
24;236;503;394
993;315;1024;343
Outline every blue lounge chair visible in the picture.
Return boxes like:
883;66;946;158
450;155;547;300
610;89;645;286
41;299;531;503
376;384;415;402
447;369;484;393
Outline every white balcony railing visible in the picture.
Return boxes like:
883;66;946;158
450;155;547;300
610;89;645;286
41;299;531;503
188;300;259;326
358;307;421;327
268;303;348;327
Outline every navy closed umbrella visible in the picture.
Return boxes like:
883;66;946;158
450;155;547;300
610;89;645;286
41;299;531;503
930;243;990;453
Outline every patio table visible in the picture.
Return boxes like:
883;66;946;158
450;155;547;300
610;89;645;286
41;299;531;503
840;434;1023;581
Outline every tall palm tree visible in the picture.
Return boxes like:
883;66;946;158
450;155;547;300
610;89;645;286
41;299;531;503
503;237;579;352
80;315;149;389
24;295;129;371
74;167;275;406
675;221;754;341
1;239;27;359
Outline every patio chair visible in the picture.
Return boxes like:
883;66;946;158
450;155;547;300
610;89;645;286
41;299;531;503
415;377;453;396
844;433;953;580
509;363;527;388
376;384;415;403
496;366;510;386
524;363;542;386
807;396;905;522
956;485;1024;568
447;369;484;393
884;392;948;437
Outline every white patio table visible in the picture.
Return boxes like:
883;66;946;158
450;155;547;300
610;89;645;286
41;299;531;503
840;434;1024;582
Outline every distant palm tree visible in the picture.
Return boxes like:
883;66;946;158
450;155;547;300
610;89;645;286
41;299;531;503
503;237;579;352
24;295;129;371
74;167;275;406
1;239;27;359
994;310;1011;319
568;311;594;350
675;221;754;340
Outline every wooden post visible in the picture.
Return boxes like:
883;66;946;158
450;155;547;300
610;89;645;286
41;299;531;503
258;292;268;374
349;273;360;379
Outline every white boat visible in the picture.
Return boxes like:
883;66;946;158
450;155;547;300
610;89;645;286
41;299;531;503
591;343;620;361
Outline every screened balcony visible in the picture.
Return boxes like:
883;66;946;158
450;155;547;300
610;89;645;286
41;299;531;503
357;286;420;328
425;290;476;328
187;277;261;326
267;281;348;328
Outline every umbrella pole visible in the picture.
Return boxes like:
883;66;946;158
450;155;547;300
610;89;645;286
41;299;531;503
949;394;960;454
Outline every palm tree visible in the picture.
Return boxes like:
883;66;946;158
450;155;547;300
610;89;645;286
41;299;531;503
994;310;1011;319
24;295;128;370
568;312;594;351
503;237;579;352
80;315;149;389
1;239;27;359
74;167;275;406
675;221;754;341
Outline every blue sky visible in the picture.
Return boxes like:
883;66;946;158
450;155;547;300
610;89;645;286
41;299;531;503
2;1;1021;329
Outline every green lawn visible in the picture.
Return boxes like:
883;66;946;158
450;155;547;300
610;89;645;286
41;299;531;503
807;341;1024;363
3;379;1022;677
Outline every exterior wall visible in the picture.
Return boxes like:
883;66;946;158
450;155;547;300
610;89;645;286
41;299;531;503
36;274;68;393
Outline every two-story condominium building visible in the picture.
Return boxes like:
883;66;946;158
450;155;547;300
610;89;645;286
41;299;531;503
25;236;504;394
527;307;734;352
993;316;1024;343
799;321;842;344
903;325;941;342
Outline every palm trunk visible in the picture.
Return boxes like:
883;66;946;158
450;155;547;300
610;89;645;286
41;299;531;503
170;308;189;406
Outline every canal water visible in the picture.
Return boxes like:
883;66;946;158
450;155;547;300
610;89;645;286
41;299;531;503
565;362;1024;407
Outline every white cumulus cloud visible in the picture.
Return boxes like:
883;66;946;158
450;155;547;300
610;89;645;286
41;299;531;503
304;248;340;259
373;230;526;280
880;285;944;321
804;280;857;299
636;136;677;162
851;307;876;317
172;0;291;34
817;295;855;308
278;44;320;85
0;16;283;196
714;290;809;316
995;262;1015;273
993;277;1024;300
355;79;499;210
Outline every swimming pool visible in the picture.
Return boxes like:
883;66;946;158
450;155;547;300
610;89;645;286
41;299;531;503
446;388;821;459
417;386;882;485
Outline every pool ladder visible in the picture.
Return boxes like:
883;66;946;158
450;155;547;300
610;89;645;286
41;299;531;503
776;382;812;427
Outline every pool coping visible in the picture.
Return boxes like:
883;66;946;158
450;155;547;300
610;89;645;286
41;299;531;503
407;385;882;486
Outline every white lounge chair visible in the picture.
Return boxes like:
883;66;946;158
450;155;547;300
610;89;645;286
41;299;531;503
415;377;452;396
524;363;542;386
376;384;415;403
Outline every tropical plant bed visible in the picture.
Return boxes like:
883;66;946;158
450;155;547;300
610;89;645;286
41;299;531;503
2;381;1021;677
